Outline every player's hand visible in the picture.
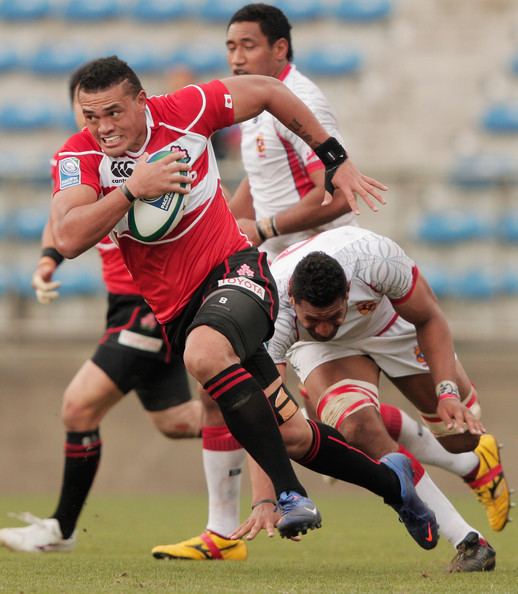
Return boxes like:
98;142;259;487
322;159;387;214
229;502;300;542
127;151;191;200
32;259;61;304
436;397;485;435
237;218;262;246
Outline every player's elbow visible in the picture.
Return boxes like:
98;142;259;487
53;233;82;259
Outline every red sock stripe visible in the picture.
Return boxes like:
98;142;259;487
65;451;101;459
200;532;223;559
316;384;378;419
328;435;381;464
380;404;403;441
205;367;253;399
398;445;425;484
202;425;242;451
334;398;377;430
65;440;102;452
300;420;321;463
469;465;503;489
208;371;253;400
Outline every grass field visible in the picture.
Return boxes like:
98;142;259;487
0;494;516;594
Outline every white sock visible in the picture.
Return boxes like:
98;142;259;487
415;472;481;548
202;426;245;538
387;405;479;478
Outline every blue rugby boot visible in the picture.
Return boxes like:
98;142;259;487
380;452;439;550
276;491;322;539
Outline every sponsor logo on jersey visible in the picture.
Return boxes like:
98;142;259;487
59;157;81;189
110;160;135;182
414;345;428;366
118;329;163;353
218;277;265;299
356;301;378;315
236;263;255;278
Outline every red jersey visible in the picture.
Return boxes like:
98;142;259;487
53;81;249;323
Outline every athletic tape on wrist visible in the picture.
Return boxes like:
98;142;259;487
435;380;460;400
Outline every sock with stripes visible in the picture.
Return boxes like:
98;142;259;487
297;420;402;504
204;364;306;498
52;429;102;539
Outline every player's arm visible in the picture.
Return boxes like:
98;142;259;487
222;75;387;214
51;151;190;258
228;176;256;219
32;221;63;304
394;275;484;435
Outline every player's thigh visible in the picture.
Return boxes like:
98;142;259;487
62;359;124;425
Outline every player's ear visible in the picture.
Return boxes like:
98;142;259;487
273;38;289;61
135;89;147;109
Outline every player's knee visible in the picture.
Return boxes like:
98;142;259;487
183;330;237;383
152;400;202;439
61;396;99;431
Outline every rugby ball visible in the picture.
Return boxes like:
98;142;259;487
128;150;189;242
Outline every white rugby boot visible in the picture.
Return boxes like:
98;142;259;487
0;512;75;552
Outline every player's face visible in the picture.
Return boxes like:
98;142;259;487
79;82;147;157
293;297;347;342
226;21;288;78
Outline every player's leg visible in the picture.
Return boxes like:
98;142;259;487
0;355;124;553
182;287;319;538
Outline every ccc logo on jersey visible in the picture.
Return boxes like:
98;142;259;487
356;301;378;315
111;160;135;179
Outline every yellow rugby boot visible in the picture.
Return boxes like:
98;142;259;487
467;434;511;532
152;531;247;561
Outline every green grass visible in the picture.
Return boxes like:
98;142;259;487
0;494;516;593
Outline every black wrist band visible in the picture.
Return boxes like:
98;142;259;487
121;183;138;203
251;498;277;510
270;216;280;237
314;137;348;168
255;221;267;242
41;247;64;266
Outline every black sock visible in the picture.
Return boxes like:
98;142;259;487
51;429;102;538
297;421;402;505
204;364;306;498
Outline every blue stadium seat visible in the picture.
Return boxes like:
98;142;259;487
420;266;451;299
450;269;496;300
0;0;52;21
10;267;34;298
334;0;392;22
27;44;89;75
172;44;227;74
131;0;186;21
198;0;247;22
496;211;518;242
449;154;518;188
108;46;165;74
481;101;518;133
298;46;363;76
0;265;10;296
0;102;56;130
61;0;124;21
9;207;49;241
0;48;20;72
416;211;489;244
54;265;103;296
276;0;322;22
499;268;518;295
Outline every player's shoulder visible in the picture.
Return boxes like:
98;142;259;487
285;64;330;104
57;128;101;156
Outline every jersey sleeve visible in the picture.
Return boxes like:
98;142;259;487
267;279;298;364
52;134;102;197
353;235;418;302
163;80;235;138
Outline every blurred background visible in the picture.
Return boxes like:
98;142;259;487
0;0;517;499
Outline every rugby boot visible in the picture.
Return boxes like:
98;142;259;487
0;513;75;553
152;531;247;560
449;531;496;572
380;452;439;550
467;434;511;531
276;491;322;538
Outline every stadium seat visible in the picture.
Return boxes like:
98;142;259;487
420;266;451;299
171;44;227;74
499;268;518;295
334;0;392;22
9;207;49;241
0;102;56;130
0;48;20;72
53;265;103;297
0;0;52;21
61;0;124;21
198;0;247;22
416;211;489;244
0;265;10;296
450;269;496;300
481;101;518;133
298;46;363;77
131;0;186;22
496;211;518;242
276;0;322;22
449;154;518;189
27;44;89;75
108;45;165;74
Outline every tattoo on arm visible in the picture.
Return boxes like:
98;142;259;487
288;118;315;147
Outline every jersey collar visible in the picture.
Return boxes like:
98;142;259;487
278;63;293;81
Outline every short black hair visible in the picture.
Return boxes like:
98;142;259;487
76;55;143;99
290;252;347;307
68;62;91;104
228;3;293;62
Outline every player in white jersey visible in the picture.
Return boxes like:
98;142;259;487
236;225;506;571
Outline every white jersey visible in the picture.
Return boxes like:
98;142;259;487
268;226;418;365
240;63;356;259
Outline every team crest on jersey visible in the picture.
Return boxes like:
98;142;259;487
59;157;81;189
256;133;266;158
414;346;428;366
236;264;254;278
356;301;378;315
140;312;158;331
